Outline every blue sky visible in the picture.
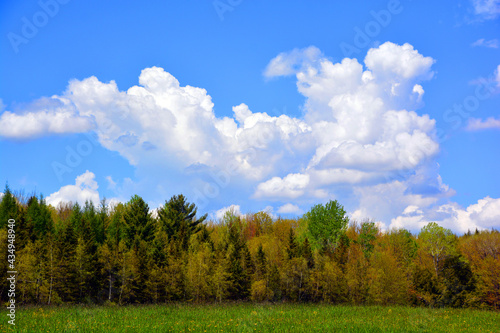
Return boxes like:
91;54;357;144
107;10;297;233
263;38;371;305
1;0;499;233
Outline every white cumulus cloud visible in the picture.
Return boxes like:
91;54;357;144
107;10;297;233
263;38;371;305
0;98;94;139
364;42;435;80
215;204;243;220
277;203;303;214
254;173;310;199
46;170;100;207
3;42;485;233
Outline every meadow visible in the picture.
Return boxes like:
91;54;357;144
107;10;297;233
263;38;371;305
1;303;499;333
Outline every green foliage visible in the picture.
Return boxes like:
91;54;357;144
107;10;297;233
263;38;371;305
304;200;349;251
158;194;207;251
411;266;440;307
301;237;314;269
123;195;155;248
25;195;53;241
226;236;250;300
254;244;267;280
419;222;457;275
386;228;418;265
438;255;477;308
0;185;20;229
1;188;498;309
358;221;378;259
286;227;299;260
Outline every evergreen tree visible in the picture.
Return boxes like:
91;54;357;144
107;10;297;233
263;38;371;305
107;203;125;248
0;185;20;228
224;218;251;300
438;255;477;307
54;218;79;303
268;263;282;301
157;194;207;251
301;237;315;269
332;233;350;271
123;195;155;248
70;202;84;237
286;227;299;260
95;199;108;245
255;244;267;280
358;221;378;259
75;234;100;302
25;195;53;241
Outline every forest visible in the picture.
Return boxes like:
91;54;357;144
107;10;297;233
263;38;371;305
0;185;499;309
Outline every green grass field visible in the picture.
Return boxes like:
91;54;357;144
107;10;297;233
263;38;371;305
1;303;499;333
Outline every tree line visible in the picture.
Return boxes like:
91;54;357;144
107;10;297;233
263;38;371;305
0;185;499;309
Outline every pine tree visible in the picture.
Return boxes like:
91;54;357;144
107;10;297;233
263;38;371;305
268;263;282;301
157;194;207;251
123;195;155;249
54;218;79;303
25;195;53;242
224;218;251;300
255;244;267;280
117;241;140;304
0;185;20;228
301;237;314;269
286;227;299;260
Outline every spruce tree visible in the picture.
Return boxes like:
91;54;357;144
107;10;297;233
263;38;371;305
0;185;19;228
157;194;207;251
287;227;299;260
123;195;155;248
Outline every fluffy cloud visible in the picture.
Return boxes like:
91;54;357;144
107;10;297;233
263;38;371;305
215;204;243;220
0;98;94;139
277;203;303;214
254;173;310;199
256;42;439;203
46;170;100;207
390;196;500;234
471;0;500;20
0;68;312;184
264;46;322;78
4;42;484;232
350;171;454;227
364;42;435;80
471;38;499;48
466;117;500;131
46;170;123;209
